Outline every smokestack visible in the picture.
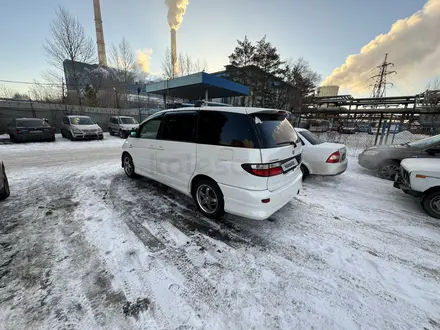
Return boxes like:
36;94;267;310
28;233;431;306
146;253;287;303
171;29;177;77
93;0;107;66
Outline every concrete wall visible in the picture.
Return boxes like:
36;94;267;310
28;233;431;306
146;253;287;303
0;100;160;133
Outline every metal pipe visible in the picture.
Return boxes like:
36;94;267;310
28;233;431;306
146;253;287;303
375;113;383;145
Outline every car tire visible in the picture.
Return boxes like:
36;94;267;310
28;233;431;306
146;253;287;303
119;129;126;139
421;191;440;219
377;160;400;181
0;166;10;201
192;179;225;219
300;164;309;180
123;154;136;178
61;131;66;138
109;128;113;136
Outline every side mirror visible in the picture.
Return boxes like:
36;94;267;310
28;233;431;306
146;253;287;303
130;131;137;138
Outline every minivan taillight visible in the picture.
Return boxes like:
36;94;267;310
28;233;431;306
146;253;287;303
326;151;341;163
16;129;22;135
242;163;283;177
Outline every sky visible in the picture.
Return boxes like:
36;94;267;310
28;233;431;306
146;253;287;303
0;0;434;96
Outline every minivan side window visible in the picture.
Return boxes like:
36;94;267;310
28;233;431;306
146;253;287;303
198;111;259;148
139;119;162;139
161;112;196;143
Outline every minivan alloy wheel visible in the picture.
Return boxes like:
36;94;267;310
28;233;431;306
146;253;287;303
124;156;134;176
196;184;218;214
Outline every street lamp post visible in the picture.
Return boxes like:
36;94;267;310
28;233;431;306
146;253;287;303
137;87;141;122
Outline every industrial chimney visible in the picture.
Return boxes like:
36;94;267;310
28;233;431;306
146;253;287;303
93;0;107;66
171;28;177;78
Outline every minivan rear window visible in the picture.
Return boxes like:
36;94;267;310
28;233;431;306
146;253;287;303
252;113;300;148
198;111;259;148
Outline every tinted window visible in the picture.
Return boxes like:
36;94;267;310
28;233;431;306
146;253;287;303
198;111;258;148
161;112;196;143
16;119;49;127
139;119;162;139
69;117;95;125
299;131;324;145
252;113;300;148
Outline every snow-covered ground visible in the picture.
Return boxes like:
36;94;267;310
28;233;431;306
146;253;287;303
0;138;439;330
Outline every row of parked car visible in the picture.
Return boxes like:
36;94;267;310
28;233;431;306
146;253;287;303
358;134;440;219
5;115;139;142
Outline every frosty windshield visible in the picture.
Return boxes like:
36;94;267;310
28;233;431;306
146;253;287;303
120;117;138;124
408;134;440;148
70;117;95;125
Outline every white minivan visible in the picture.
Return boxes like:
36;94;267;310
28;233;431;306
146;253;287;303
121;106;303;220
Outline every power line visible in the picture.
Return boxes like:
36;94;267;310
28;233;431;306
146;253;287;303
0;79;62;87
369;53;396;98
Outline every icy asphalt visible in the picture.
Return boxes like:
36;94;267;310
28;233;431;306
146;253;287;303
0;134;439;330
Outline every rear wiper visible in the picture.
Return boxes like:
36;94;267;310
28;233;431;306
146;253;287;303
277;141;297;147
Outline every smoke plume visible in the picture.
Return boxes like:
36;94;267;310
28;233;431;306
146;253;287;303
136;48;153;73
323;0;440;94
164;0;189;30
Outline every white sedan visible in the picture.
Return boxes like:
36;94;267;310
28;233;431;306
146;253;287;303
296;128;348;178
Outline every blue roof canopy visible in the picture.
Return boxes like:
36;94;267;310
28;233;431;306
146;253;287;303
142;72;249;100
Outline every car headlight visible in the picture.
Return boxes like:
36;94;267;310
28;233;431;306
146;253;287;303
362;150;379;156
72;129;82;134
97;128;103;132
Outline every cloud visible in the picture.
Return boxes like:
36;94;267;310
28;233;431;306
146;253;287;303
322;0;440;95
136;48;153;73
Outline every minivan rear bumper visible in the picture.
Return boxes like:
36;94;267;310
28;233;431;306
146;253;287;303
220;168;303;220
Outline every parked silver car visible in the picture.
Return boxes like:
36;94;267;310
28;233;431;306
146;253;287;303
359;134;440;180
0;161;10;201
108;116;139;138
60;115;103;140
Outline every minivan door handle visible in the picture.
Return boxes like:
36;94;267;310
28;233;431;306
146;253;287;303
156;146;164;151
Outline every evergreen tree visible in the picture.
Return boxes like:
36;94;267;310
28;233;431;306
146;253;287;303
252;36;285;107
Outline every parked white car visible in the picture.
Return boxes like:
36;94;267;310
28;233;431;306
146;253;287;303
60;115;104;140
296;128;348;178
0;161;10;201
121;107;303;220
394;158;440;219
109;116;139;138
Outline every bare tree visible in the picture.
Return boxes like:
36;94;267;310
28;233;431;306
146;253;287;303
0;85;17;99
110;38;137;84
29;80;62;103
43;5;96;105
161;47;208;79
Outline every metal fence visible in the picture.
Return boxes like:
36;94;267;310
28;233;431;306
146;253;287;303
313;129;432;158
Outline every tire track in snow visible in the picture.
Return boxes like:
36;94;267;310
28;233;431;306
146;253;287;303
108;176;235;312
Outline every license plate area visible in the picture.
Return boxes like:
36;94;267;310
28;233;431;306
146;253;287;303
30;130;43;134
281;158;298;171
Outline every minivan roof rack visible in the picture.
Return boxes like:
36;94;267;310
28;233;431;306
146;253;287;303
194;100;233;107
